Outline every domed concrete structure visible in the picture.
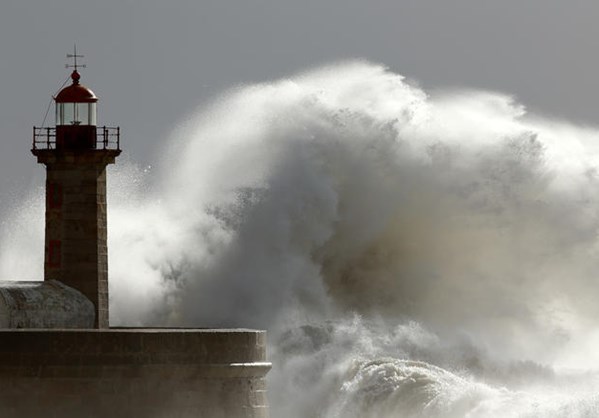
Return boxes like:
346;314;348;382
0;280;94;328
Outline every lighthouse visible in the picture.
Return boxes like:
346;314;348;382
0;50;270;418
31;53;120;328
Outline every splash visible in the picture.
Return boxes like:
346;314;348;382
4;61;599;416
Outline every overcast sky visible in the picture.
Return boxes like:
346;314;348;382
1;0;598;211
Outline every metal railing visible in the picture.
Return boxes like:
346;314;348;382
32;126;120;150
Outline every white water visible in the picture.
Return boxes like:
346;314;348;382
3;61;599;417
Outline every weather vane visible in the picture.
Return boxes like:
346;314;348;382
66;44;86;71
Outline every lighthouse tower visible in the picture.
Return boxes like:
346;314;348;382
31;54;120;328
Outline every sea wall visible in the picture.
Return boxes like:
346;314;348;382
0;329;270;418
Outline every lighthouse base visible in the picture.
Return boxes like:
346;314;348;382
0;329;270;418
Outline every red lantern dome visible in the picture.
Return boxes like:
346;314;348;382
55;70;97;103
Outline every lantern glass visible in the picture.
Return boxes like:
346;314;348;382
56;103;97;126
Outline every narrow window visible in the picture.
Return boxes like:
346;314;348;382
48;240;61;268
47;183;63;209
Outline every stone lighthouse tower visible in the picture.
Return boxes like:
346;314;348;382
31;55;120;328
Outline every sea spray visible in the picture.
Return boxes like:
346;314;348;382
4;61;599;416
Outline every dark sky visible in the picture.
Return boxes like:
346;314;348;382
1;0;598;209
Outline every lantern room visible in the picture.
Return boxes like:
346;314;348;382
55;70;97;126
53;70;98;149
32;68;119;152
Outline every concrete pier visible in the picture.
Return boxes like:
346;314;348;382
0;329;270;418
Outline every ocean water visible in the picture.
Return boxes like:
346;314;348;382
3;61;599;417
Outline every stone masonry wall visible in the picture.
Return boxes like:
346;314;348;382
0;329;270;418
34;150;119;329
